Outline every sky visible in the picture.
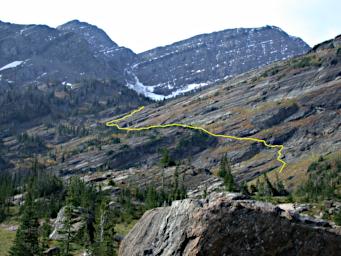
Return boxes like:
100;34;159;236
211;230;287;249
0;0;340;53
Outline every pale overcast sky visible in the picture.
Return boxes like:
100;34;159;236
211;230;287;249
0;0;340;53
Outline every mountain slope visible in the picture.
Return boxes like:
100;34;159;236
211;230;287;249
0;20;309;100
2;35;336;189
0;20;150;130
0;20;133;88
126;26;310;99
95;34;339;187
57;20;137;71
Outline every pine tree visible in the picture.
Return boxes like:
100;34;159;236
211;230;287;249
95;199;116;256
218;155;228;178
334;209;341;226
240;181;250;195
160;148;171;167
274;173;287;196
222;158;235;192
9;187;40;256
256;173;276;197
172;166;180;200
39;218;52;252
224;170;235;192
0;172;14;222
203;185;208;199
145;185;158;210
59;198;73;256
263;173;276;196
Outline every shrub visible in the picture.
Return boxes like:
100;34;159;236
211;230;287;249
334;210;341;226
291;56;321;68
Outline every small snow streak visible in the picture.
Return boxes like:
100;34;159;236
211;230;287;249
0;61;24;71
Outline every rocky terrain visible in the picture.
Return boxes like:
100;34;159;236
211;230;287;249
99;34;340;188
1;35;339;190
0;23;340;255
120;192;341;256
0;20;134;87
0;20;309;99
130;25;309;98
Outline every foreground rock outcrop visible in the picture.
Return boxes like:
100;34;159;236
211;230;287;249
119;193;341;256
49;206;86;240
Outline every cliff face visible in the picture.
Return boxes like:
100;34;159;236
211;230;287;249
119;193;341;256
130;26;310;98
0;20;309;99
0;20;135;87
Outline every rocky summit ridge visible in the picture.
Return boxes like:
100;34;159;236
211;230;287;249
0;20;309;99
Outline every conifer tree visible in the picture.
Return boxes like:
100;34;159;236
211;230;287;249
145;185;158;209
224;169;235;192
219;156;235;192
39;218;52;252
0;172;14;222
263;173;276;196
9;186;40;256
274;173;287;196
240;181;250;195
256;173;276;196
59;196;73;256
218;155;228;178
95;199;116;256
160;148;171;167
172;166;180;200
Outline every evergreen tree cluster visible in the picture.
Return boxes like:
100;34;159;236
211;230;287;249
216;155;288;197
160;148;176;167
245;172;288;198
144;166;187;209
5;156;189;255
8;173;117;256
57;124;89;137
9;187;41;256
0;79;150;127
218;155;236;192
17;132;46;155
295;156;341;202
0;172;15;222
58;177;114;256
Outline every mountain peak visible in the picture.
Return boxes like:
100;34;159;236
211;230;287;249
57;19;95;30
57;19;119;50
132;26;310;99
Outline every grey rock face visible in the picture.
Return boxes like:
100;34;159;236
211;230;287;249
49;206;86;240
119;193;341;256
0;20;309;100
57;20;137;69
57;20;119;53
0;20;134;88
128;26;310;98
251;103;299;129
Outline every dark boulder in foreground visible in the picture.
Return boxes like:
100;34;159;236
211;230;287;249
119;193;341;256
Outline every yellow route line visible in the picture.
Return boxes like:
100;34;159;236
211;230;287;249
105;106;287;173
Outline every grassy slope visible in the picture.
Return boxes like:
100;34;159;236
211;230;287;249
0;226;16;256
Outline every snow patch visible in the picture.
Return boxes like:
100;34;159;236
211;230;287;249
125;70;166;101
0;61;24;71
166;82;208;98
195;69;205;73
62;81;73;87
125;69;210;101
